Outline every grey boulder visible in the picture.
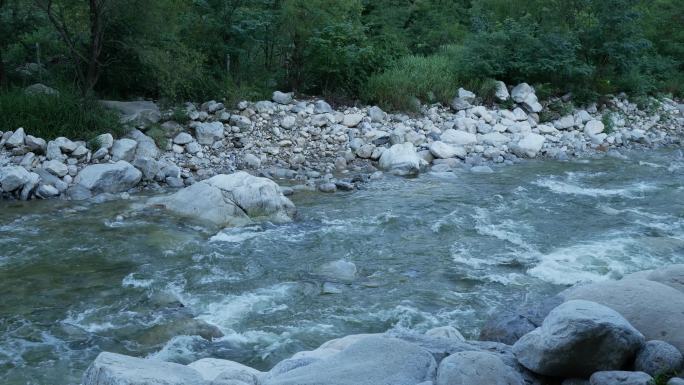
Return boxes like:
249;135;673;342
512;300;644;377
589;371;652;385
272;91;293;105
75;161;142;195
187;358;260;383
150;171;296;228
634;340;683;377
82;352;205;385
435;351;525;385
101;100;161;126
626;264;684;293
263;336;436;385
195;122;225;145
560;278;684;353
0;166;31;192
111;139;138;162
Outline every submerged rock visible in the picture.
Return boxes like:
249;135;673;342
150;171;296;227
512;300;644;377
82;352;205;385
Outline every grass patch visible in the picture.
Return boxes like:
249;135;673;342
0;88;125;140
363;54;458;112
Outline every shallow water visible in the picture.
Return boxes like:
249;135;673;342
2;149;684;384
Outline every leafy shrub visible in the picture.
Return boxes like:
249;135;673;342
602;111;616;134
0;88;124;140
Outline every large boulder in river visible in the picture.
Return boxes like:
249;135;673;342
512;300;644;377
75;161;142;195
625;264;684;293
188;358;261;382
263;336;436;385
151;171;296;227
100;100;161;126
560;278;684;354
82;352;205;385
379;143;426;176
0;166;31;192
436;351;525;385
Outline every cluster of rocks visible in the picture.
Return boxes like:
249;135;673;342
2;83;683;201
82;264;684;385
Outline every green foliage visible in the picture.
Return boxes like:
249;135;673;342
145;124;170;149
602;111;616;134
170;107;190;125
0;0;681;125
540;99;575;122
0;88;124;140
364;54;458;111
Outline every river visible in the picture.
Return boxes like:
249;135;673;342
2;148;684;384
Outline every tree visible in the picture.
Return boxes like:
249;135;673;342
32;0;110;95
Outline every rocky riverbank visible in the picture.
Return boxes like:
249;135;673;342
1;83;683;202
82;264;684;385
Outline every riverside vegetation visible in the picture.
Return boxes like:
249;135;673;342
1;0;684;384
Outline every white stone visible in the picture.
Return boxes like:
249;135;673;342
515;133;545;158
43;160;68;177
378;143;426;176
584;120;605;136
440;129;477;146
429;141;465;159
342;114;364;128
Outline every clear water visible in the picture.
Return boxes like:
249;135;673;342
2;149;684;384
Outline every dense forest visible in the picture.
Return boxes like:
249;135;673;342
0;0;682;136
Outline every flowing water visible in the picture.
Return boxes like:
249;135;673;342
2;149;684;384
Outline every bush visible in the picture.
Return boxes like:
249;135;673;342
0;88;124;140
363;54;458;111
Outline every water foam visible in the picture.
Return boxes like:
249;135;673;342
534;178;657;198
527;237;640;285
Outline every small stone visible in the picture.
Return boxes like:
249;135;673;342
173;132;194;145
343;114;364;128
314;100;333;114
281;115;296;129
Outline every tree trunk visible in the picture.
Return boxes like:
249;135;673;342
85;0;103;95
0;49;6;87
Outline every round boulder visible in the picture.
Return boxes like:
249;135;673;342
512;300;644;377
435;351;524;385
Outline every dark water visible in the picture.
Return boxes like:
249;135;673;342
1;149;684;384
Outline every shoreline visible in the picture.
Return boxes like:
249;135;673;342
1;83;683;205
